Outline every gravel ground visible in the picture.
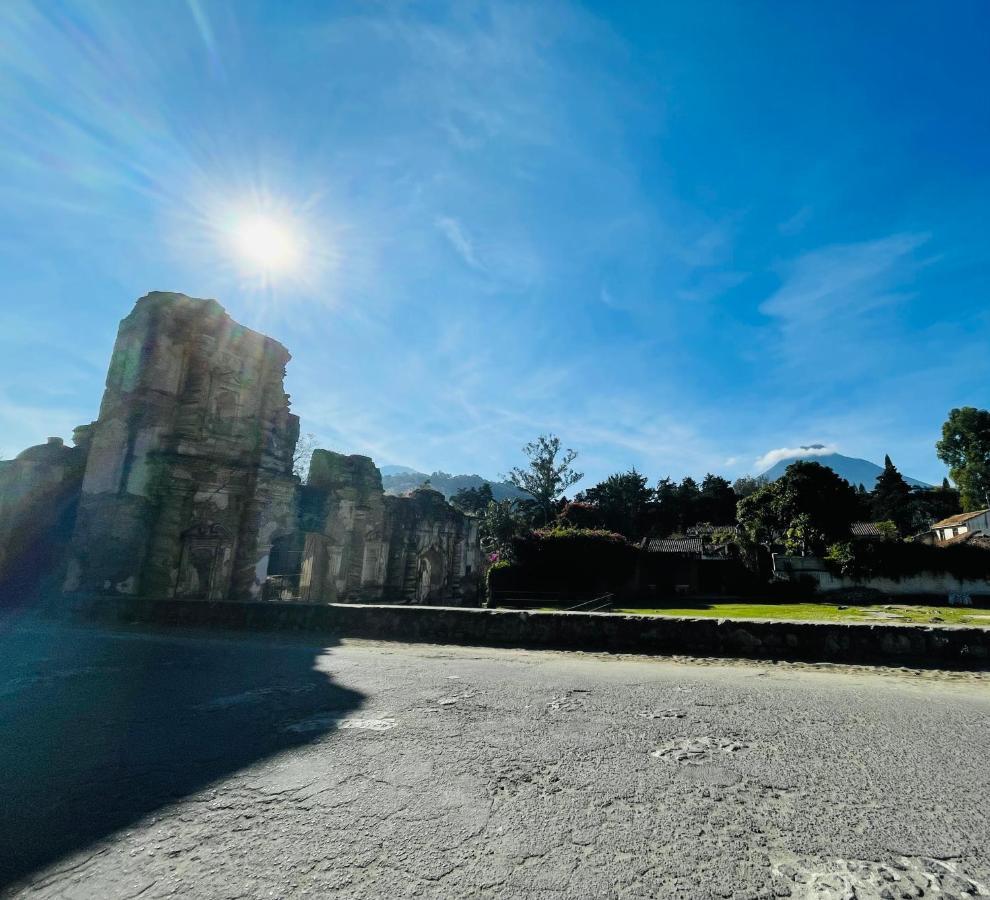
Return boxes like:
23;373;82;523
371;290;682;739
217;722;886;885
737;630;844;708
1;622;988;899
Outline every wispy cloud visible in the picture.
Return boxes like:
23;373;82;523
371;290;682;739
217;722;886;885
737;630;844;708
763;233;928;322
435;216;485;272
777;205;812;236
759;233;930;374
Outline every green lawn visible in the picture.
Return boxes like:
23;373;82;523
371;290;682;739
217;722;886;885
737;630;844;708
614;602;990;626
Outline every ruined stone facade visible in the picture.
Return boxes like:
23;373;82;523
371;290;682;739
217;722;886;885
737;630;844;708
0;292;481;605
286;450;481;604
0;436;87;599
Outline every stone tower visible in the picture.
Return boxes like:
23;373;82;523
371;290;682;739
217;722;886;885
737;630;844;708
63;292;299;600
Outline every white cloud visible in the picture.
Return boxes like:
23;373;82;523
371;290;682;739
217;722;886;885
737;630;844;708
435;216;485;272
758;232;930;375
753;443;839;471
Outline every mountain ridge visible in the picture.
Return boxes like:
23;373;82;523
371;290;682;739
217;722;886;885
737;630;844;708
380;469;528;502
760;451;930;489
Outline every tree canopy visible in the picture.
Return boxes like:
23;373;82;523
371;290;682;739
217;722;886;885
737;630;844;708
506;435;583;524
732;474;769;499
575;469;652;539
697;473;738;526
450;482;494;515
737;461;859;554
870;454;913;534
936;407;990;511
478;498;527;558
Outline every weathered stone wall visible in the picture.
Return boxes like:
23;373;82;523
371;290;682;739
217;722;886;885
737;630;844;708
64;292;299;600
0;436;87;599
68;598;990;669
2;291;481;607
292;451;481;604
296;450;389;602
381;488;482;604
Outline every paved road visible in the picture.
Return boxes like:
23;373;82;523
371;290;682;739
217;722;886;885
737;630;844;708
1;622;988;899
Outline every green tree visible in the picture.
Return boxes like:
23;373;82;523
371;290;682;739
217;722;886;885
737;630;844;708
736;480;789;549
936;407;990;511
450;482;494;515
874;520;899;541
697;473;738;526
870;454;913;532
908;481;961;532
578;469;653;539
651;477;680;535
854;483;872;520
478;499;526;558
732;474;769;499
783;513;823;556
737;461;859;554
506;435;583;524
676;476;701;529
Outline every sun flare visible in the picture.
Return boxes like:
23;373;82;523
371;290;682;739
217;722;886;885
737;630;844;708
229;215;302;274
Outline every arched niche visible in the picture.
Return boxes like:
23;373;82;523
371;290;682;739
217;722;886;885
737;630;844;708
175;522;233;600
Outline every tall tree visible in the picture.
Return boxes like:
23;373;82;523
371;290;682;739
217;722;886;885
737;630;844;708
451;482;494;515
871;454;913;533
697;473;738;525
732;474;769;500
579;469;653;539
736;480;788;550
676;477;701;529
506;435;583;524
909;482;961;532
478;499;526;557
650;477;680;536
936;407;990;511
737;461;858;554
854;483;872;520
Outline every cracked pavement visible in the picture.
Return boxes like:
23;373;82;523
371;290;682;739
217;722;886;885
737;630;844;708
1;622;989;899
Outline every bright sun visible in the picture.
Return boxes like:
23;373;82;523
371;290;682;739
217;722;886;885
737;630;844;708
230;215;302;274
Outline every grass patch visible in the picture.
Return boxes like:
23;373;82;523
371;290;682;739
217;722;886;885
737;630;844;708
614;602;990;626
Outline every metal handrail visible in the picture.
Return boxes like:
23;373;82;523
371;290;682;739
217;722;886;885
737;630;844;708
564;593;615;612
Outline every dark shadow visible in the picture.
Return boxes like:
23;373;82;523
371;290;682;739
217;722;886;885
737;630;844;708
0;480;80;611
0;620;364;889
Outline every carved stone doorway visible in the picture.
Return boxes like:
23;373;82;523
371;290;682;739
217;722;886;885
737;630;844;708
175;523;233;600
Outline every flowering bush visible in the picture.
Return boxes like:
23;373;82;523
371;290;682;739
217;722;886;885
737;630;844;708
500;525;638;596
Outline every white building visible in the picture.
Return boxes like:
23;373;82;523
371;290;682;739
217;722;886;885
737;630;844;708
930;509;990;544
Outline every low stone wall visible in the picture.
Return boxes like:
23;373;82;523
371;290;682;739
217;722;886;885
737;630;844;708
65;597;990;669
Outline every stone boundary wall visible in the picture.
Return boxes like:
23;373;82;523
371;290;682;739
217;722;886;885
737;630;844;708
65;598;990;669
774;554;990;599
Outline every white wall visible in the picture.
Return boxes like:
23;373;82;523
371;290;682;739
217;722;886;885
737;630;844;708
774;555;990;598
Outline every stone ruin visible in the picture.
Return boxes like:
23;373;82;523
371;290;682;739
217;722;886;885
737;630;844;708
0;292;481;606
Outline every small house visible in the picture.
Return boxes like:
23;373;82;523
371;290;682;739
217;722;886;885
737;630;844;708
930;509;990;545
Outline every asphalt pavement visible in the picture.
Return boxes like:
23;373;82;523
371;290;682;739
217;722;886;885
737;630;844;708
1;621;988;899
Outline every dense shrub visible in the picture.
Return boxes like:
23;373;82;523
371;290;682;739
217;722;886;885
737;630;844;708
824;540;990;582
506;525;638;596
484;559;515;607
559;501;607;530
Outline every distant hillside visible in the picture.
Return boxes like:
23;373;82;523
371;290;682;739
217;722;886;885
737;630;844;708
380;469;528;502
760;451;930;489
379;464;420;476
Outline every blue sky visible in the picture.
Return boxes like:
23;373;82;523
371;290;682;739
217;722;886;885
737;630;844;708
1;1;988;488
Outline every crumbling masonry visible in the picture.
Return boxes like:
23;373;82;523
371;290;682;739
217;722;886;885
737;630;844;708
0;292;481;605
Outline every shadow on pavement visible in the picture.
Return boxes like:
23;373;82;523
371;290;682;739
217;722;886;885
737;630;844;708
0;620;364;889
